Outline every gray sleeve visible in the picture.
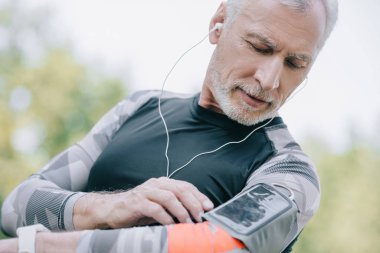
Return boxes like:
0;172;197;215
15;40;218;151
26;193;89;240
75;125;319;253
1;90;160;236
76;223;249;253
239;126;321;252
76;226;168;253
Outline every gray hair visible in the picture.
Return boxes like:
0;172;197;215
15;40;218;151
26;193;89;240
225;0;339;46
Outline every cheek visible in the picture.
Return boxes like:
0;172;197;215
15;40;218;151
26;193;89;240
277;79;304;103
216;41;254;79
281;71;308;92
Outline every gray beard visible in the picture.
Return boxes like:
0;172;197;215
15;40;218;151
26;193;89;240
211;73;281;126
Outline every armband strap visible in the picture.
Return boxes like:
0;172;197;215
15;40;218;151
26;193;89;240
16;224;50;253
203;183;298;253
167;222;245;253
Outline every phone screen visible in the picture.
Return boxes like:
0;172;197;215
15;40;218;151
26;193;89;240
212;184;292;234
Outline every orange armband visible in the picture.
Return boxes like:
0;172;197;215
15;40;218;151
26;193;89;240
167;221;245;253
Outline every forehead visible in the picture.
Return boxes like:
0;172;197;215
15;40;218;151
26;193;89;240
234;0;326;55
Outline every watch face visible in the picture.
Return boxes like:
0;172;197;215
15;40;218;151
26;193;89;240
212;184;292;234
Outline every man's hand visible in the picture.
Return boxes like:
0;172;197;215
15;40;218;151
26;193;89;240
74;177;214;230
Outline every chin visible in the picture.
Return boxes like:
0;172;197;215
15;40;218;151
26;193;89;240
227;108;277;126
219;98;278;126
210;74;279;125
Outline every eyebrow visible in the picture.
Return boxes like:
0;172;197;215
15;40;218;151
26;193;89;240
246;32;277;50
287;52;312;64
246;32;313;63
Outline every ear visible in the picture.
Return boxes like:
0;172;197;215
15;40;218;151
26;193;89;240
209;2;226;44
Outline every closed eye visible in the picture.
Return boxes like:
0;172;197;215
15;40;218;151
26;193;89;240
285;59;302;69
286;53;311;70
246;40;273;55
285;58;308;70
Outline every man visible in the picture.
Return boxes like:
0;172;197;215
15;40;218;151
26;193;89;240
0;0;338;252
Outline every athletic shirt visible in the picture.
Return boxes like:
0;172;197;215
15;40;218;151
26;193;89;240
87;93;283;206
2;91;320;253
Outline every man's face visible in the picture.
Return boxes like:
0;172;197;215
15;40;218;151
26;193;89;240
203;0;326;125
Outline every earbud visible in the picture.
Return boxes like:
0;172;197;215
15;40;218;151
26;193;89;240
211;22;223;32
274;79;280;89
158;21;279;178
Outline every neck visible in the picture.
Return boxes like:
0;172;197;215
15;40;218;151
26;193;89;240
199;76;224;114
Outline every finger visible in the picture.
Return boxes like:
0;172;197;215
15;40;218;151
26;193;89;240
154;177;214;211
137;179;192;223
144;178;213;222
175;181;214;211
139;199;176;225
189;187;214;211
156;179;214;222
176;190;205;222
147;190;192;224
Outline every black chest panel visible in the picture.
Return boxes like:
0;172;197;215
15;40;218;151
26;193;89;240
87;95;282;206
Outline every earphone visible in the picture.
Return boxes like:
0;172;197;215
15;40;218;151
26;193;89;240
158;23;306;178
158;25;221;179
211;22;223;32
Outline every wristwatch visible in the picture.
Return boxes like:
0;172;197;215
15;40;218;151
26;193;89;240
16;224;50;253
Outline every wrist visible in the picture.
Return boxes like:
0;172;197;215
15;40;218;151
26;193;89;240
35;231;85;253
16;224;50;253
73;193;110;230
0;238;17;253
35;233;48;253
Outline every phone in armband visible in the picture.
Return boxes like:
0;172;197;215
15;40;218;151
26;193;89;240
203;183;298;253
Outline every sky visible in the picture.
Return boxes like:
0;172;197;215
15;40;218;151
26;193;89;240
21;0;380;153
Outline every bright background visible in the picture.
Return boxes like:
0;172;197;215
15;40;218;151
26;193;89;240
27;0;380;153
1;0;379;252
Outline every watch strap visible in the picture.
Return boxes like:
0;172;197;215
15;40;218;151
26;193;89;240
16;224;50;253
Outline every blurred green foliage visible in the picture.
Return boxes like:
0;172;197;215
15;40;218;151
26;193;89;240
1;1;380;251
0;0;126;239
292;143;380;252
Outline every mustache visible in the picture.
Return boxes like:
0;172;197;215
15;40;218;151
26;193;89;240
234;83;275;103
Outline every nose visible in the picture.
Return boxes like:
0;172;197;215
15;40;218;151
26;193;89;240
253;57;282;91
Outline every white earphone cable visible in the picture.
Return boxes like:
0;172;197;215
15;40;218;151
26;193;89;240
158;30;214;177
168;117;275;178
158;26;308;178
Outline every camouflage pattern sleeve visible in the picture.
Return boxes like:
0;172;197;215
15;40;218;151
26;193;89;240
76;222;248;253
73;125;319;253
0;90;160;236
240;125;321;252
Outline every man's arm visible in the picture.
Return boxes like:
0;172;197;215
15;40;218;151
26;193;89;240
71;151;318;253
0;223;248;253
1;90;213;237
0;91;158;236
73;177;214;230
236;126;321;252
0;153;318;253
0;231;83;253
